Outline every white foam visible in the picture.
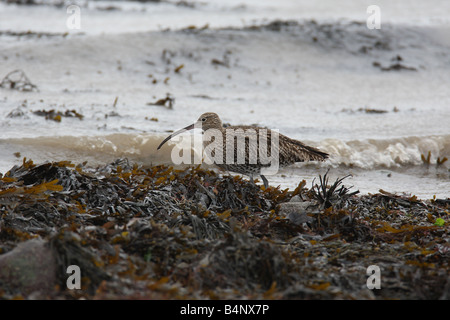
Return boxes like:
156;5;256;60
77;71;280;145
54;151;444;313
321;135;450;169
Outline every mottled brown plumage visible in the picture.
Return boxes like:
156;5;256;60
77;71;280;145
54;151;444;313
157;112;329;188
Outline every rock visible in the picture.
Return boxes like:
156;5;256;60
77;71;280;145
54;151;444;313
289;195;303;202
287;212;313;225
279;201;315;225
0;238;57;297
279;201;316;215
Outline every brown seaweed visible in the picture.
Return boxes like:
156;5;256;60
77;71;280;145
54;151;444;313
0;159;449;299
32;109;84;122
0;70;38;92
146;93;175;109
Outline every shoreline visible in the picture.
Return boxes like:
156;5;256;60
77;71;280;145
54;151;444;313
1;132;449;199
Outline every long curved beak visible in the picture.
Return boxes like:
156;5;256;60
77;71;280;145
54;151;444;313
157;123;196;150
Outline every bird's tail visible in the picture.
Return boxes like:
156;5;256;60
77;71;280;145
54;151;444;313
288;138;329;162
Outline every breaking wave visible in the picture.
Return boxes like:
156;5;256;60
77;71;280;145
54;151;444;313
320;134;450;169
1;133;449;174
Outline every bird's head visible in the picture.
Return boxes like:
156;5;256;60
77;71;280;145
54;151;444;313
157;112;223;150
196;112;222;131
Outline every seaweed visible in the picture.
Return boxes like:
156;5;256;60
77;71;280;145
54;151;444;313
310;170;359;209
211;51;232;68
0;70;38;92
174;64;184;73
146;93;175;109
372;61;418;72
421;151;448;166
0;159;449;299
32;109;84;122
198;231;289;291
49;230;110;294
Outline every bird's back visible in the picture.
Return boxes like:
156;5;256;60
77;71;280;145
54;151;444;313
204;126;328;168
278;134;329;165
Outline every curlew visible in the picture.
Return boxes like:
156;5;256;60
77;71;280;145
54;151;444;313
157;112;329;188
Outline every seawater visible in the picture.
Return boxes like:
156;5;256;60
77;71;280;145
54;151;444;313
0;0;449;198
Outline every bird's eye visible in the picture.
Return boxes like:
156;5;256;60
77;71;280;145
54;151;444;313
201;118;206;122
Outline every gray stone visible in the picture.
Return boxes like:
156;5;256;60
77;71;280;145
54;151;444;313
0;238;57;296
279;201;316;225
